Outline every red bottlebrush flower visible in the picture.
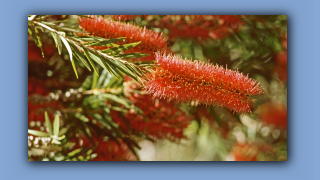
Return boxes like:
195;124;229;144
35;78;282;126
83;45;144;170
152;15;244;41
144;53;263;114
78;16;168;61
110;15;147;21
274;51;287;82
111;78;192;142
258;103;287;130
231;143;258;161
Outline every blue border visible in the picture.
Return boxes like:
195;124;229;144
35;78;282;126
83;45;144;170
1;0;319;179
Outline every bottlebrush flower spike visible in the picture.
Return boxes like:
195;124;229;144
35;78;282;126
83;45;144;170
152;15;244;41
144;53;263;114
110;15;147;21
78;16;168;61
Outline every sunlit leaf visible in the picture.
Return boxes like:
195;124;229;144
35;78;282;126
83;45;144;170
44;111;53;135
58;127;69;136
54;155;65;161
68;148;82;157
52;139;61;145
28;130;50;137
102;72;115;88
71;59;79;79
51;32;63;55
60;36;73;62
53;115;60;137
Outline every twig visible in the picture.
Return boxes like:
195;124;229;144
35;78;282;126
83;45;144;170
28;15;37;21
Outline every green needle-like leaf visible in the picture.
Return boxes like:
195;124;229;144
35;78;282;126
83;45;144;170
51;32;63;55
84;37;126;46
101;94;131;108
91;113;111;130
91;70;98;90
69;42;91;71
60;36;73;61
44;111;53;135
28;130;50;137
68;148;82;157
58;127;69;136
113;53;150;59
53;115;60;137
60;36;79;78
82;122;92;137
88;51;110;72
52;139;61;145
74;113;90;122
101;41;141;54
102;72;114;88
28;26;38;45
71;36;109;42
71;59;78;79
82;47;99;76
34;27;44;57
96;69;108;88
